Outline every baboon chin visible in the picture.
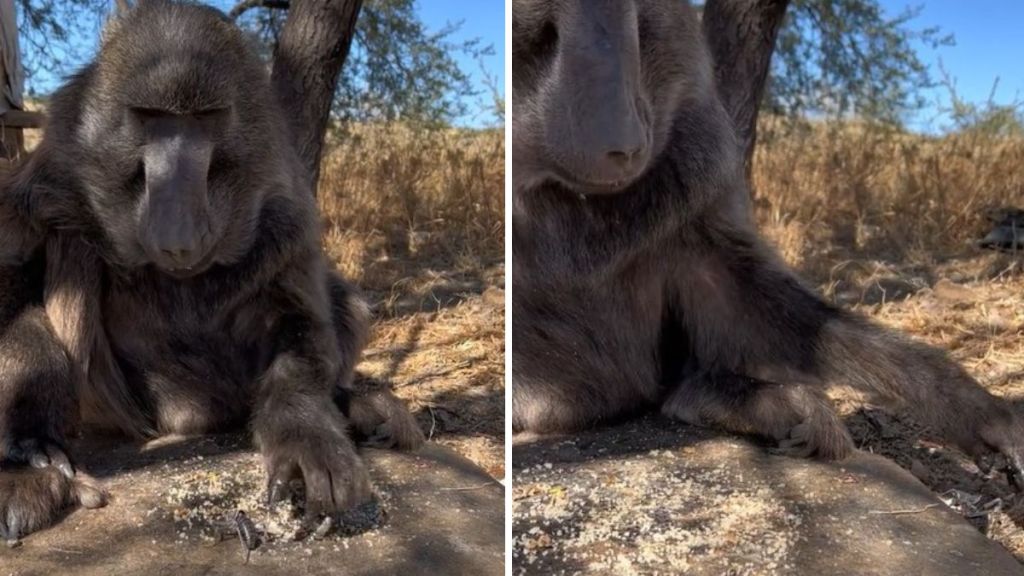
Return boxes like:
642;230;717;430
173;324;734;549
0;0;423;541
511;0;1024;487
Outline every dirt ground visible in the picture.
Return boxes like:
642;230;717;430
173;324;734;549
316;125;506;481
336;238;505;481
775;241;1024;561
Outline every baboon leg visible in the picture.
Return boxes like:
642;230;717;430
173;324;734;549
512;370;653;434
345;389;425;451
0;307;76;461
327;271;370;390
677;235;1024;481
326;272;425;451
818;313;1024;479
661;373;853;460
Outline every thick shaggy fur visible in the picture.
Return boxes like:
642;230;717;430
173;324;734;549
511;0;1024;483
0;0;422;540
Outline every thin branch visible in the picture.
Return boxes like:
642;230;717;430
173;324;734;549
228;0;290;20
439;482;500;492
867;503;941;516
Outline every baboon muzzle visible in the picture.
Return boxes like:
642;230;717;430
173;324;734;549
138;116;214;273
548;2;651;192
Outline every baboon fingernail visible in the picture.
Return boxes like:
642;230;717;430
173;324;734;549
58;462;75;479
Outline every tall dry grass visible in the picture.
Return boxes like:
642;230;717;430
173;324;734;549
753;118;1024;280
313;123;506;475
316;123;504;296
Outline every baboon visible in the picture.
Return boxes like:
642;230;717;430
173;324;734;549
511;0;1024;484
0;0;423;540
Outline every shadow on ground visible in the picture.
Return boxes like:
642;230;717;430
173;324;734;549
2;435;503;576
513;416;1023;575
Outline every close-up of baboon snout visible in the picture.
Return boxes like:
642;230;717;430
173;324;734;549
549;3;651;189
513;0;704;196
514;1;658;193
135;110;220;273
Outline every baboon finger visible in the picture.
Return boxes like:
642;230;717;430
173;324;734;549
4;514;21;544
775;439;815;459
44;443;74;479
332;464;372;512
265;461;298;506
302;466;333;519
28;450;50;470
73;472;107;509
8;438;40;465
999;451;1024;491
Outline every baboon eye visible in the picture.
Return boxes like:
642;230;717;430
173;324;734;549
638;15;652;45
130;107;174;120
194;107;229;119
194;107;232;130
534;21;559;59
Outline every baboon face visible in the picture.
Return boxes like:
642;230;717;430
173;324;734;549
512;0;709;195
75;4;271;277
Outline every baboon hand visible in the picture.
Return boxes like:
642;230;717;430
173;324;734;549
3;438;75;479
262;425;373;520
975;416;1024;490
0;464;107;543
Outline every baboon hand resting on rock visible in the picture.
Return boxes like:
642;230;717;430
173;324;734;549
0;0;423;541
510;0;1024;485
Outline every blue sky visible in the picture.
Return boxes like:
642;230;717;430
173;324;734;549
17;1;506;126
878;0;1024;130
417;1;505;125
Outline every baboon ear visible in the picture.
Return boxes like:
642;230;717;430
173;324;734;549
113;0;134;17
101;0;134;45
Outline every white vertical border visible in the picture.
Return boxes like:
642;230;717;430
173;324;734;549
503;0;512;573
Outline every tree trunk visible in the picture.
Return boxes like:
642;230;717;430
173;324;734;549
701;0;790;181
271;0;363;192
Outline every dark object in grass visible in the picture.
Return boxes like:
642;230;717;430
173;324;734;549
979;207;1024;251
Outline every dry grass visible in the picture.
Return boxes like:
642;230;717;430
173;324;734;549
754;118;1024;276
753;117;1024;559
317;123;505;479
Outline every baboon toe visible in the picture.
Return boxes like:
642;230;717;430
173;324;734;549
774;420;853;461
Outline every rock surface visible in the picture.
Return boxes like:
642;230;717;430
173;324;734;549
2;435;503;576
513;417;1024;576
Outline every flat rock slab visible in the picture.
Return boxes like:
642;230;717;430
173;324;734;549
513;417;1023;575
2;435;503;576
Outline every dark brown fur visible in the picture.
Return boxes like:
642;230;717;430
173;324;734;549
0;0;421;540
511;0;1024;481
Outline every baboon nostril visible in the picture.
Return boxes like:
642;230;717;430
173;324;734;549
162;247;189;259
160;246;198;267
606;147;643;169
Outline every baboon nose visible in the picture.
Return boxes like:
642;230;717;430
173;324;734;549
606;146;643;168
600;143;646;179
161;247;200;269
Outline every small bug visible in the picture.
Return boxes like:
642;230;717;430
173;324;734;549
233;510;259;564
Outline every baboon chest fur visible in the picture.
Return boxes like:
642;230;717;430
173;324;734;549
0;0;423;542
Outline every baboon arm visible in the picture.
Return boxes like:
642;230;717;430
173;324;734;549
0;194;43;322
250;268;373;513
673;235;1024;479
0;183;83;468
